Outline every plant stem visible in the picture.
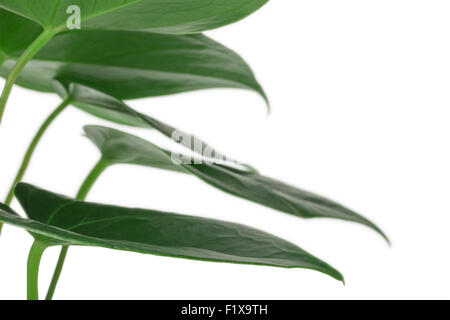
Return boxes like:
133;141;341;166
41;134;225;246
76;159;110;201
4;98;71;205
45;158;110;300
0;98;71;234
44;245;68;300
27;240;48;300
0;28;55;124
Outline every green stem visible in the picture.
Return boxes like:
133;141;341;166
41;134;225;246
75;159;110;201
4;98;71;205
44;246;68;300
27;240;48;300
45;158;110;300
0;98;71;234
0;28;55;124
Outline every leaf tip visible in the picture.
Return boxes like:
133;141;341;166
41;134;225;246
332;269;345;284
259;90;271;115
369;222;391;246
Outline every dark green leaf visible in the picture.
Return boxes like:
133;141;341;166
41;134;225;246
84;125;389;243
0;183;343;281
0;9;42;57
1;28;267;103
0;0;268;34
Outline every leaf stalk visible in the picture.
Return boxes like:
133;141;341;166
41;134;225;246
0;97;72;234
45;158;110;300
0;28;55;124
3;98;72;205
44;245;68;300
27;240;48;300
76;159;110;201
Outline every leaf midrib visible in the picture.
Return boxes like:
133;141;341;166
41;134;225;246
0;210;319;269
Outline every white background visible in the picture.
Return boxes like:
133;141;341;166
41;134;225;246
1;1;450;300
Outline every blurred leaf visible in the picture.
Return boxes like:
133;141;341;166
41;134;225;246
51;81;255;170
84;125;389;242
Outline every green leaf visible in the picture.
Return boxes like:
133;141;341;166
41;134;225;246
54;80;152;127
0;27;267;103
54;81;257;172
0;0;269;34
0;9;267;127
0;9;42;57
84;125;389;243
55;81;247;164
0;183;343;281
0;202;19;216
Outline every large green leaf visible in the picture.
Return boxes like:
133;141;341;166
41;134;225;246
0;183;343;281
0;10;42;58
0;0;268;34
0;28;266;102
84;125;389;242
0;9;267;128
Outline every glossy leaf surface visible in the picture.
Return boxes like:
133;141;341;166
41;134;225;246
0;184;343;281
84;126;389;242
0;29;266;102
0;0;268;34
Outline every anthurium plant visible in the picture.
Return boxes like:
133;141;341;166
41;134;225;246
0;2;388;300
